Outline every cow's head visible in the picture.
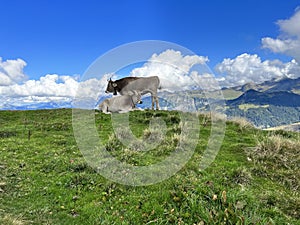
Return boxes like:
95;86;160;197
132;90;143;105
105;78;118;95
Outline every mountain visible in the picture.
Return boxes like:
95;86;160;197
224;77;300;129
232;77;300;93
266;77;300;93
1;76;299;129
140;77;300;129
227;89;300;107
1;100;72;110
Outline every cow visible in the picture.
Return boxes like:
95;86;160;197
98;91;142;114
105;77;140;95
105;76;160;110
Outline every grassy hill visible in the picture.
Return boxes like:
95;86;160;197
0;109;299;224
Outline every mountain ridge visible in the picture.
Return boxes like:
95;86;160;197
1;76;300;129
227;89;300;107
231;77;300;93
222;77;300;129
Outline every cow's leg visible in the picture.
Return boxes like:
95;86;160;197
102;107;111;114
101;103;110;114
155;96;160;110
151;96;155;110
152;91;159;110
103;107;111;114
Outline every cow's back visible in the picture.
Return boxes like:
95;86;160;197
107;95;132;112
120;76;160;95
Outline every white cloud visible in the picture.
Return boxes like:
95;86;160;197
262;9;300;62
0;72;111;109
0;68;118;109
277;9;300;37
0;57;27;86
148;49;209;74
0;74;78;97
215;53;300;86
130;49;211;91
0;50;217;109
262;38;297;53
0;50;219;109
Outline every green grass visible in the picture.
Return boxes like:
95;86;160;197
0;109;299;224
221;89;243;100
238;104;269;111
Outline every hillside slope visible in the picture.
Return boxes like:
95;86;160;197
233;77;300;93
227;89;300;107
223;77;300;128
0;109;299;224
265;122;300;132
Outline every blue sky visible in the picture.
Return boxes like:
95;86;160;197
1;0;300;109
1;0;298;77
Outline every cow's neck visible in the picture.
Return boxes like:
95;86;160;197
113;85;122;95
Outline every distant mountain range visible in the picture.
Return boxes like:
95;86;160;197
139;77;300;129
1;100;72;111
231;76;300;93
227;89;300;107
224;77;300;129
2;76;300;130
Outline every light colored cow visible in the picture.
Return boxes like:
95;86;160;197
98;91;142;114
105;76;160;110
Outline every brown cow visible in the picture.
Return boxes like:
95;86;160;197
105;77;140;95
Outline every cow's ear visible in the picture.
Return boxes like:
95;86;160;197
112;83;117;87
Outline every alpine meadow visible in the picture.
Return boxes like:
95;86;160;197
1;1;300;224
0;109;299;224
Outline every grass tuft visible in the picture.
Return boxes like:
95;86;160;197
230;116;254;131
0;214;28;225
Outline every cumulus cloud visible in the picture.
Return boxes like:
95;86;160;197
0;74;79;97
130;49;212;91
0;72;110;109
262;9;300;62
215;53;300;86
0;57;27;86
0;50;218;109
73;73;113;109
